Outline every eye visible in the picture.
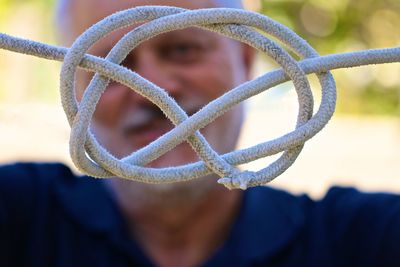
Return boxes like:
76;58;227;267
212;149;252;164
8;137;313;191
120;52;137;69
159;42;204;64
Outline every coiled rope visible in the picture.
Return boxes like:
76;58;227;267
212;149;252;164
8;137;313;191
0;6;399;190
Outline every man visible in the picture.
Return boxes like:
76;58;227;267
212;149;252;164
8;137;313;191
1;0;399;266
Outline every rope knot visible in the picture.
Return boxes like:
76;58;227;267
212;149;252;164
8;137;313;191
57;6;336;188
3;6;397;188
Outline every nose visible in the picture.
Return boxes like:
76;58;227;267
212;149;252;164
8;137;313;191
126;50;182;99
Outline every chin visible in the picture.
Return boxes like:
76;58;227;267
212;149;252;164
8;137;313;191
144;142;200;168
133;173;218;206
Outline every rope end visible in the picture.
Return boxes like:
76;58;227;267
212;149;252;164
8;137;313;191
217;171;256;190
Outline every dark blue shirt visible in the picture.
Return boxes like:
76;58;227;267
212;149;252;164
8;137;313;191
0;162;399;267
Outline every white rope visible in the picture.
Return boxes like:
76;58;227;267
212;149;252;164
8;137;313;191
0;6;399;190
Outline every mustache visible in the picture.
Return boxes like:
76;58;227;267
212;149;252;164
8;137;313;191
121;103;202;134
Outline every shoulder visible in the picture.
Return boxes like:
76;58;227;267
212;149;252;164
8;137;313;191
0;161;73;178
0;162;74;197
232;185;400;227
323;186;400;205
311;187;400;266
311;186;400;240
231;186;400;266
316;186;400;224
0;162;76;220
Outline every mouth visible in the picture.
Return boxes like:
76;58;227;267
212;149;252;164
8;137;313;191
122;106;200;146
124;119;173;145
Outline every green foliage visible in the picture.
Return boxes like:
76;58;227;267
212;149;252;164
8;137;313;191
340;84;400;116
260;0;400;116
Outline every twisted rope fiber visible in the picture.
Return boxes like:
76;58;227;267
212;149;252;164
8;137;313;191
1;7;399;190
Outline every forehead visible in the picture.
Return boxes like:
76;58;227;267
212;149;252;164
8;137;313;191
62;0;219;40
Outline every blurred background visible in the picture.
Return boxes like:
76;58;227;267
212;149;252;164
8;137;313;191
0;0;399;198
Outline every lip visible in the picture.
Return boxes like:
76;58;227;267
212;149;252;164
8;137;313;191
123;119;174;146
121;106;201;147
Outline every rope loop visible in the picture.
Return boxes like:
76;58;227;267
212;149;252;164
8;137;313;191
60;6;334;189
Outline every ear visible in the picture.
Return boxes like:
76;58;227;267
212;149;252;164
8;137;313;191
241;43;256;80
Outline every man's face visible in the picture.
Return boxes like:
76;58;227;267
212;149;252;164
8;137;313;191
61;0;251;170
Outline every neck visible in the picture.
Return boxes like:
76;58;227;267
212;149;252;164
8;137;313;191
108;178;243;267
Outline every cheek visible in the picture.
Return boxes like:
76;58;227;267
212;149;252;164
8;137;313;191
92;85;128;127
179;51;237;101
206;54;236;97
75;71;121;125
204;104;244;153
75;70;91;101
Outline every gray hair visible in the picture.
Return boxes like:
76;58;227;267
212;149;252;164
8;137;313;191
215;0;243;9
55;0;244;44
